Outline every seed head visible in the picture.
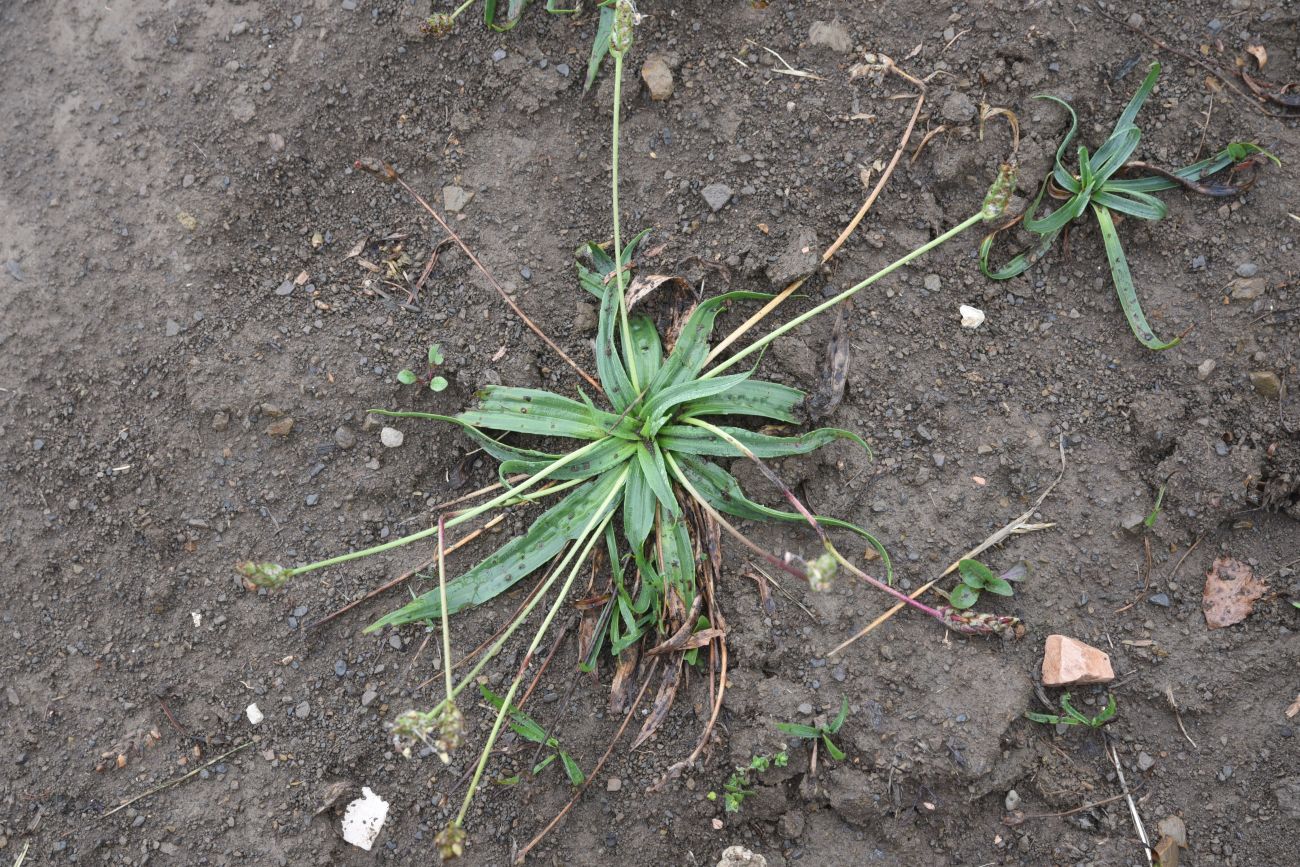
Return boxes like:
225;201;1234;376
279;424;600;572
391;703;464;763
806;552;838;592
435;823;467;860
236;561;289;589
980;163;1018;221
421;14;455;37
610;0;638;56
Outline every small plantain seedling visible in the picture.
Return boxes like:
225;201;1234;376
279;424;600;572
981;62;1277;350
776;696;850;762
945;559;1024;611
707;750;788;813
1025;692;1117;729
478;685;585;786
397;343;449;393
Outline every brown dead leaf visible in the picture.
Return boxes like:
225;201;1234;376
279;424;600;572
1245;44;1268;70
803;304;851;421
1202;557;1266;629
1286;694;1300;719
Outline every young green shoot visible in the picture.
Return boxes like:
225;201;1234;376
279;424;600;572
479;685;585;786
944;558;1025;611
707;750;789;813
397;342;449;392
1026;692;1118;729
1144;483;1167;530
776;696;850;762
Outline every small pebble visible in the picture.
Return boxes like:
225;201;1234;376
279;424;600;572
335;660;348;677
1235;262;1258;277
389;634;403;650
923;274;941;292
492;48;507;62
797;702;813;715
606;777;622;792
361;689;379;707
1149;593;1171;607
275;280;294;296
294;701;311;719
555;63;570;77
246;703;264;725
380;427;405;448
1137;752;1156;771
1005;789;1021;811
305;493;319;506
1197;359;1217;381
334;426;357;449
165;319;182;337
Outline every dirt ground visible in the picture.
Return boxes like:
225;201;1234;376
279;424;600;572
2;0;1299;864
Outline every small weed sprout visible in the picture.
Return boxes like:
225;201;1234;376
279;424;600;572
1143;482;1167;530
945;558;1024;611
1026;692;1118;729
707;750;789;813
479;685;586;786
776;696;850;762
397;343;449;392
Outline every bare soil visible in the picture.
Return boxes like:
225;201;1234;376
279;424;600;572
2;1;1298;865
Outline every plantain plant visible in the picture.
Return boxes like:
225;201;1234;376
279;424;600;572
980;62;1276;350
239;2;1024;855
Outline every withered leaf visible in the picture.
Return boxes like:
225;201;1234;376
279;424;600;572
1245;44;1267;70
1202;557;1266;629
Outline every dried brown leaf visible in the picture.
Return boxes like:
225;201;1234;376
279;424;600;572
1202;557;1266;629
607;646;640;715
802;304;850;421
1245;44;1268;70
631;658;682;749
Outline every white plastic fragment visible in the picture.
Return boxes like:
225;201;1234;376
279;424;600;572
191;611;202;628
959;304;986;329
246;703;264;725
342;787;390;851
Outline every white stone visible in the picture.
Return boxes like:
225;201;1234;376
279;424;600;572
342;787;390;851
246;703;264;725
959;304;986;329
380;426;404;448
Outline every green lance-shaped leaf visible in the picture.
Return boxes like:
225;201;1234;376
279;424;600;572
462;386;633;440
1093;204;1180;350
678;379;806;425
658;423;869;460
583;5;615;92
626;313;663;387
366;469;625;631
640;371;752;437
647;291;772;393
498;437;636;483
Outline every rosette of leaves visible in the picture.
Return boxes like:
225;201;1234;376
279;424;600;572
980;62;1276;350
